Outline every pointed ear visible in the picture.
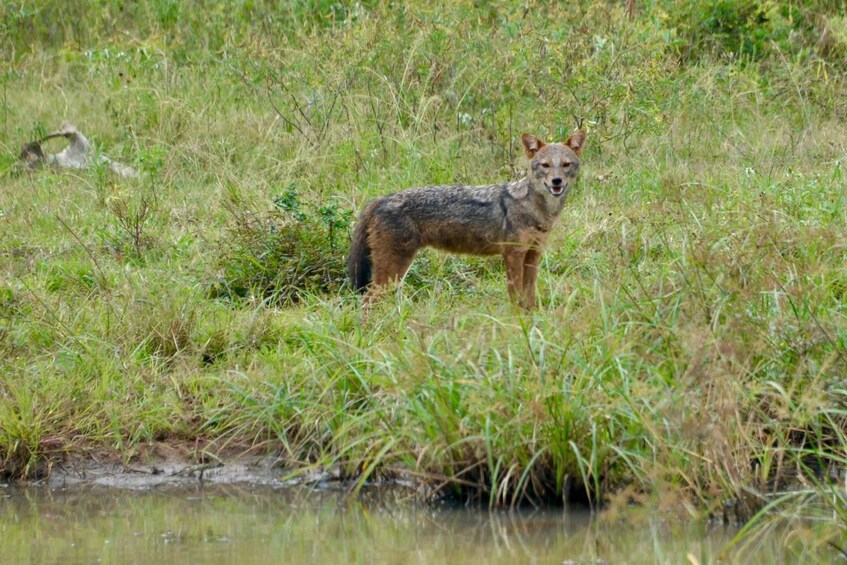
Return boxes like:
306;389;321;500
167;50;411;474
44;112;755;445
564;129;587;156
521;133;546;158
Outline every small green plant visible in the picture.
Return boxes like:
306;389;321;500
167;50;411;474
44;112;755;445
213;184;351;303
106;192;157;259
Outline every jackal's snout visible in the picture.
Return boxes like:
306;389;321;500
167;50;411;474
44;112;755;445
548;177;565;196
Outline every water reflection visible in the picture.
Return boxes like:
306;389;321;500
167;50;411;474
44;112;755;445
0;484;806;564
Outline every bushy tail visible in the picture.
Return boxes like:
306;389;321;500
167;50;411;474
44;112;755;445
347;204;373;293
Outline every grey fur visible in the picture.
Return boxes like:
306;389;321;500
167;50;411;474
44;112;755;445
348;130;586;308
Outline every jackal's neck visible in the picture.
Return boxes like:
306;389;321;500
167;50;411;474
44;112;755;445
506;177;531;199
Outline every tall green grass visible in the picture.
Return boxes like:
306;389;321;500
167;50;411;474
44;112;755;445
1;0;846;553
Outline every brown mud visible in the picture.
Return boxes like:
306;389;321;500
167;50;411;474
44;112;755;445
37;442;351;491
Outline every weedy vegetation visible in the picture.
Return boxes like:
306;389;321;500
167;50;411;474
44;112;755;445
1;0;846;558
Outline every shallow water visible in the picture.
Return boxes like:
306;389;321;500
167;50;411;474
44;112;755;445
0;483;810;564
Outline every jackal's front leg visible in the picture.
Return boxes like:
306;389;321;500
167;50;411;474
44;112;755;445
503;249;527;306
521;249;542;309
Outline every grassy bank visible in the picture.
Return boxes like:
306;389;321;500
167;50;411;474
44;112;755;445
1;0;846;548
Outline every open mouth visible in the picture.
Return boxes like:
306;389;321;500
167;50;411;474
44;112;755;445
546;184;565;197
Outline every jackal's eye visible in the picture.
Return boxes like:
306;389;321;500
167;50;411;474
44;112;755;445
562;162;571;169
540;162;550;169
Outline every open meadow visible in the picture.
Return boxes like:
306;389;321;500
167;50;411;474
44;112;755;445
1;0;846;554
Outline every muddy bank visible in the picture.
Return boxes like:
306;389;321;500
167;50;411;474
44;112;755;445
41;443;354;491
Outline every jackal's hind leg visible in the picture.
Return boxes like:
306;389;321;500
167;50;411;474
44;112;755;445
362;248;417;309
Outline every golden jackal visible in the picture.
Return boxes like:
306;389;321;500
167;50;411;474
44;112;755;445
348;129;587;309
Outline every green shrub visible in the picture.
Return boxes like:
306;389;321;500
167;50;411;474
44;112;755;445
662;0;847;63
212;184;352;304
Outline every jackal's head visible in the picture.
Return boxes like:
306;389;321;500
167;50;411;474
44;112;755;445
521;129;586;199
